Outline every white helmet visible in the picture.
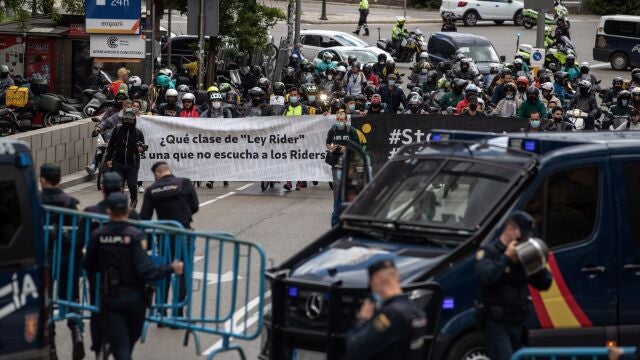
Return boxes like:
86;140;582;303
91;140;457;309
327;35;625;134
541;82;554;92
336;65;346;74
165;88;179;98
128;75;142;87
580;61;590;69
159;68;173;78
181;92;196;102
420;52;429;61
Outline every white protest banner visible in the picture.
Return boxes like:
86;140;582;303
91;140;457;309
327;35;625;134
137;115;333;181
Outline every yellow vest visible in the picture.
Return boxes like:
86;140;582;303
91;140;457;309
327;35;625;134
285;105;303;116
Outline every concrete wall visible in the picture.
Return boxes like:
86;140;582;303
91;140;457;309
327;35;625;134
9;119;96;177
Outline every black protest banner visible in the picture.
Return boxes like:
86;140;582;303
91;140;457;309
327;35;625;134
351;114;529;172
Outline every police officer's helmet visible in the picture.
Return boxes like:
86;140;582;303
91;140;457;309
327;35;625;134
102;172;124;193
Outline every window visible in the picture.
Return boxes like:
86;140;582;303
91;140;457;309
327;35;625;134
0;180;22;246
320;36;340;48
604;20;639;38
302;35;322;47
428;39;455;59
344;50;378;64
622;163;640;251
524;167;599;249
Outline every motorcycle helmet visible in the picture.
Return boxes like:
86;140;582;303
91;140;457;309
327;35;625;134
218;82;232;94
617;90;631;107
513;58;524;71
633;73;640;86
503;82;517;97
225;90;238;105
181;92;196;104
565;54;576;67
465;83;479;98
348;55;357;65
352;61;361;70
209;92;223;101
420;52;429;62
456;53;466;62
249;87;266;105
408;94;423;113
273;82;286;96
396;16;405;26
128;75;142;88
207;86;219;96
304;63;315;73
554;71;568;83
377;53;387;65
452;79;467;94
386;59;396;69
0;64;9;77
427;70;438;83
258;77;271;93
539;72;552;85
460;58;470;72
114;89;129;101
301;84;318;101
516;76;529;88
363;63;373;75
284;66;296;77
500;67;512;77
580;62;590;74
177;84;190;93
165;88;179;104
613;76;624;90
412;87;424;97
364;85;377;98
158;68;173;78
322;51;334;62
437;77;450;90
577;80;592;96
526;86;539;103
336;65;347;77
541;82;555;98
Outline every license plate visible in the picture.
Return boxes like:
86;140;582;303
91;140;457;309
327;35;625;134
291;349;325;360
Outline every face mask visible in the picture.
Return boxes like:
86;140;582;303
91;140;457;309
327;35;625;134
289;96;299;104
336;121;346;129
327;75;333;80
517;85;526;92
622;100;629;107
371;293;383;308
212;101;221;109
388;80;396;87
379;60;385;65
348;104;356;111
469;103;478;111
530;120;540;129
581;68;589;74
528;96;537;103
0;73;7;79
308;95;316;102
505;94;514;100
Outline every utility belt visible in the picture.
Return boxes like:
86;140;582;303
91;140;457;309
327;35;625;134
475;302;528;325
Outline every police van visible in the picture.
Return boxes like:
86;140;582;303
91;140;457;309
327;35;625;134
261;131;640;359
593;15;640;71
0;139;49;359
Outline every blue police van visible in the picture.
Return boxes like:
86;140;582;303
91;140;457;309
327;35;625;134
593;15;640;71
0;139;49;359
261;131;640;359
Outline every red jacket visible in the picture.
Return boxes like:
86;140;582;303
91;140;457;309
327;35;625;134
365;73;380;90
109;80;124;96
455;98;470;115
179;107;200;118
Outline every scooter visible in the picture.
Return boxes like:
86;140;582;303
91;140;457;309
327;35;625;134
564;108;587;131
523;1;569;29
39;93;84;127
81;88;112;117
0;107;19;136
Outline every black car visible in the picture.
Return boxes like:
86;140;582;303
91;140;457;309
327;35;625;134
159;35;211;73
427;32;504;75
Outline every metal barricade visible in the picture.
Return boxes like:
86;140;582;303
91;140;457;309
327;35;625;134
512;347;637;360
43;205;267;360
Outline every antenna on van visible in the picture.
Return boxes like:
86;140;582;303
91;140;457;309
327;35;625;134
377;27;381;41
516;33;520;53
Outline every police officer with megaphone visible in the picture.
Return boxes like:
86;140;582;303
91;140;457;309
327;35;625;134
475;211;553;360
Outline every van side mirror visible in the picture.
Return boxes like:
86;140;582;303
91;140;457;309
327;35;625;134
338;140;372;213
500;55;506;62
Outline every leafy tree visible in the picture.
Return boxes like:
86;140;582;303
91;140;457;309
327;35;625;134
584;0;640;15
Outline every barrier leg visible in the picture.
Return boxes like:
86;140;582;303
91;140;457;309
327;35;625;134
183;329;202;356
206;336;246;360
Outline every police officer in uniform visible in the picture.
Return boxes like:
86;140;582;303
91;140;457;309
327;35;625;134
39;163;85;360
83;172;140;358
140;161;199;317
475;211;552;360
84;192;184;360
346;259;428;360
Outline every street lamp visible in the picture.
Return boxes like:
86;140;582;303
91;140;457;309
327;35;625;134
320;0;328;20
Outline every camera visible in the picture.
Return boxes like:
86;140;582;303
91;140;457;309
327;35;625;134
136;141;149;152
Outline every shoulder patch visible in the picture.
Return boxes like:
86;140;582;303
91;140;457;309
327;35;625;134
476;249;485;261
373;313;391;332
140;239;148;250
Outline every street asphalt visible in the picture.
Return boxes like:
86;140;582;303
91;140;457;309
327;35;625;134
50;3;624;359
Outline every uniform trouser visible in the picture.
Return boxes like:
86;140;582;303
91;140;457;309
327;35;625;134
161;235;188;316
49;246;83;347
113;163;139;202
89;273;102;354
103;290;146;360
331;166;341;226
357;10;369;30
483;319;524;360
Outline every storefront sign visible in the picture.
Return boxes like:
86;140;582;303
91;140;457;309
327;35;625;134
25;38;55;92
89;34;145;58
0;35;25;78
84;0;141;34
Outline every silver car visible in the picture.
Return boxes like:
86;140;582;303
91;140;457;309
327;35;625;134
299;30;379;61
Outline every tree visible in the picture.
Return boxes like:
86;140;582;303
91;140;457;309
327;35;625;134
0;0;83;27
584;0;640;15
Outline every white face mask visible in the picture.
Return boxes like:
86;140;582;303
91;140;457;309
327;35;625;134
212;101;221;109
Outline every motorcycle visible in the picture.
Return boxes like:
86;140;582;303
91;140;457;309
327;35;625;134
0;107;19;136
377;29;427;63
517;35;576;70
39;93;84;127
522;1;569;29
94;133;108;190
81;88;112;117
564;108;587;131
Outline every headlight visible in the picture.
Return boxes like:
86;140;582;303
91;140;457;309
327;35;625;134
320;94;327;101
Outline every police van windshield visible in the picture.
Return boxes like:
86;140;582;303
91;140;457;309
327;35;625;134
345;159;519;232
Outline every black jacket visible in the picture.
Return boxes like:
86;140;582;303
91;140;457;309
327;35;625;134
139;175;199;228
379;85;407;113
105;124;144;167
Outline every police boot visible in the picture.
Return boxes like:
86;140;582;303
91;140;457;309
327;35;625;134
353;26;361;35
363;26;370;36
70;325;85;360
129;198;138;210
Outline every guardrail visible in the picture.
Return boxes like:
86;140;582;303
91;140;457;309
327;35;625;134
512;347;637;360
43;204;267;360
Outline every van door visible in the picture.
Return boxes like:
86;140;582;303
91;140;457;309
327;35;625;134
613;159;640;345
522;163;614;346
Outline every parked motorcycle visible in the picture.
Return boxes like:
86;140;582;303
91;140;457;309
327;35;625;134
517;35;576;70
0;107;18;136
523;1;569;29
564;108;587;131
377;29;427;63
81;88;111;117
39;93;84;127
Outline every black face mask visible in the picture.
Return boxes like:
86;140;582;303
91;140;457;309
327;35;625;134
581;68;589;74
469;103;478;111
527;95;537;103
123;118;135;127
579;88;590;96
517;85;526;93
252;98;262;106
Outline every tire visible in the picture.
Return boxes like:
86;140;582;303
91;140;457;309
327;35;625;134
43;113;55;127
0;117;17;137
513;10;524;26
261;181;268;191
610;52;629;71
523;18;535;29
463;11;478;27
494;20;504;25
446;332;490;360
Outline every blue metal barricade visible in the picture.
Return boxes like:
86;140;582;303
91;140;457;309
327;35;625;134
43;205;267;360
512;347;637;360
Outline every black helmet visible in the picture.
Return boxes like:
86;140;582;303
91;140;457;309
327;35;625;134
539;73;551;84
613;76;624;87
577;80;592;96
377;53;387;64
352;61;361;70
508;211;536;238
363;63;373;74
452;79;467;93
225;90;238;104
348;55;357;64
526;86;539;102
273;82;286;96
631;68;640;78
633;73;640;85
504;82;517;93
364;85;377;97
617;90;631;107
305;63;315;72
500;68;512;77
427;70;438;82
411;86;424;96
565;54;576;65
326;67;337;76
258;77;270;91
554;71;568;83
248;87;265;98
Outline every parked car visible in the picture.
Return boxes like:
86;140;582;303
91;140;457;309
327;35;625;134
440;0;525;26
593;15;640;71
300;30;377;61
427;32;504;75
312;46;393;68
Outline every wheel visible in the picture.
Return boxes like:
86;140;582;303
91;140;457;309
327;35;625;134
43;113;54;127
0;117;17;137
96;155;107;190
610;52;629;71
493;20;504;25
523;18;535;29
446;332;490;360
463;11;478;26
269;182;275;189
261;181;268;191
513;10;524;26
